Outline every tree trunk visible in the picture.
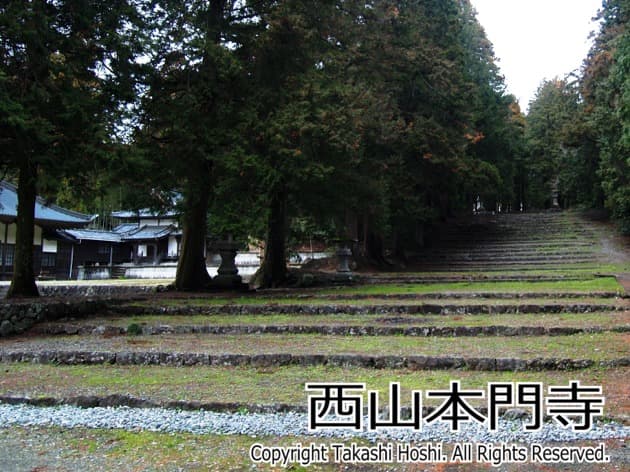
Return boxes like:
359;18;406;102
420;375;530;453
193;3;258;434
6;160;39;299
365;228;389;266
254;188;288;288
353;215;390;268
175;180;212;291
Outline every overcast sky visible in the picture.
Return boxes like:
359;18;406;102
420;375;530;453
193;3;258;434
470;0;602;111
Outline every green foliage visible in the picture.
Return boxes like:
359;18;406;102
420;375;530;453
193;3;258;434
597;16;630;232
525;79;581;208
126;323;143;336
0;0;147;296
510;0;628;227
0;0;146;188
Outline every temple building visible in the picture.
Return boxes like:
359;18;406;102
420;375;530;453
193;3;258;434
0;181;95;279
0;181;182;280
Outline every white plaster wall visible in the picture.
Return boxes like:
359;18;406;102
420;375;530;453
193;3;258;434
235;252;261;266
168;236;178;257
33;225;42;245
125;265;177;279
7;223;16;244
43;239;58;253
0;223;43;244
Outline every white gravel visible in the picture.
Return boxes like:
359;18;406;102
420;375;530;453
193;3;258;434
0;403;627;443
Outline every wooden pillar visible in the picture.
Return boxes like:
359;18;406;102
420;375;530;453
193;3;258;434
68;244;75;280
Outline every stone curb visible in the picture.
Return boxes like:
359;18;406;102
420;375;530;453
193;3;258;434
1;395;624;424
2;350;628;371
115;302;626;317
37;285;163;298
0;300;110;337
286;292;625;300
0;394;300;413
359;275;594;284
32;323;630;337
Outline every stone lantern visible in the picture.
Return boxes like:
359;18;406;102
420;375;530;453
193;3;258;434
334;239;356;273
210;237;246;289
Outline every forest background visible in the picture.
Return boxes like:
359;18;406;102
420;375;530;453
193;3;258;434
0;0;628;297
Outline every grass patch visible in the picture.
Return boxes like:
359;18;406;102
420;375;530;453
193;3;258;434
3;332;628;360
123;277;624;308
1;365;628;418
131;294;624;307
52;312;630;330
3;426;628;471
367;265;629;277
313;278;624;296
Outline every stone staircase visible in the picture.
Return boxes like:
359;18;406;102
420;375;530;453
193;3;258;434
410;212;604;271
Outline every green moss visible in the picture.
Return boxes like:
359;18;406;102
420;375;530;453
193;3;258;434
1;364;627;415
81;312;630;330
127;277;623;308
4;331;626;360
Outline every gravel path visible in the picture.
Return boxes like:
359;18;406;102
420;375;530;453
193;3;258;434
0;426;151;472
0;403;628;443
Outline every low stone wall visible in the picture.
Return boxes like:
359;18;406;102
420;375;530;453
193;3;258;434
32;322;630;337
38;284;163;298
116;301;624;317
0;300;109;337
2;349;628;371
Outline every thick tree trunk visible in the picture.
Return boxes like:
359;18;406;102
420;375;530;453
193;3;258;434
353;215;390;268
392;230;408;264
365;228;389;266
254;188;288;288
175;180;212;291
6;160;39;299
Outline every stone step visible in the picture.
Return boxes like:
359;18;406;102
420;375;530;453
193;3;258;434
416;242;599;250
434;228;595;235
283;292;624;300
411;247;596;255
358;274;597;283
411;255;600;263
409;262;601;270
426;237;598;246
409;263;603;272
2;349;627;371
117;302;625;316
32;322;630;337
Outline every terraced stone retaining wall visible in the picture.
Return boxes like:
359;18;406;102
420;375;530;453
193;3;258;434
0;300;108;337
3;350;628;370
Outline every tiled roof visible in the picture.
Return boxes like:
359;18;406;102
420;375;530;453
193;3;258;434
0;181;95;227
112;223;140;234
122;225;175;241
55;225;177;244
0;181;97;227
59;229;122;243
112;209;179;219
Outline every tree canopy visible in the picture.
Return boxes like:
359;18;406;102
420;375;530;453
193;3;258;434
0;0;147;297
523;0;629;231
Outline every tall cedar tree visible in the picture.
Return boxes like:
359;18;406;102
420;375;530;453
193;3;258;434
580;0;629;231
137;0;266;290
525;78;580;208
0;0;144;297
